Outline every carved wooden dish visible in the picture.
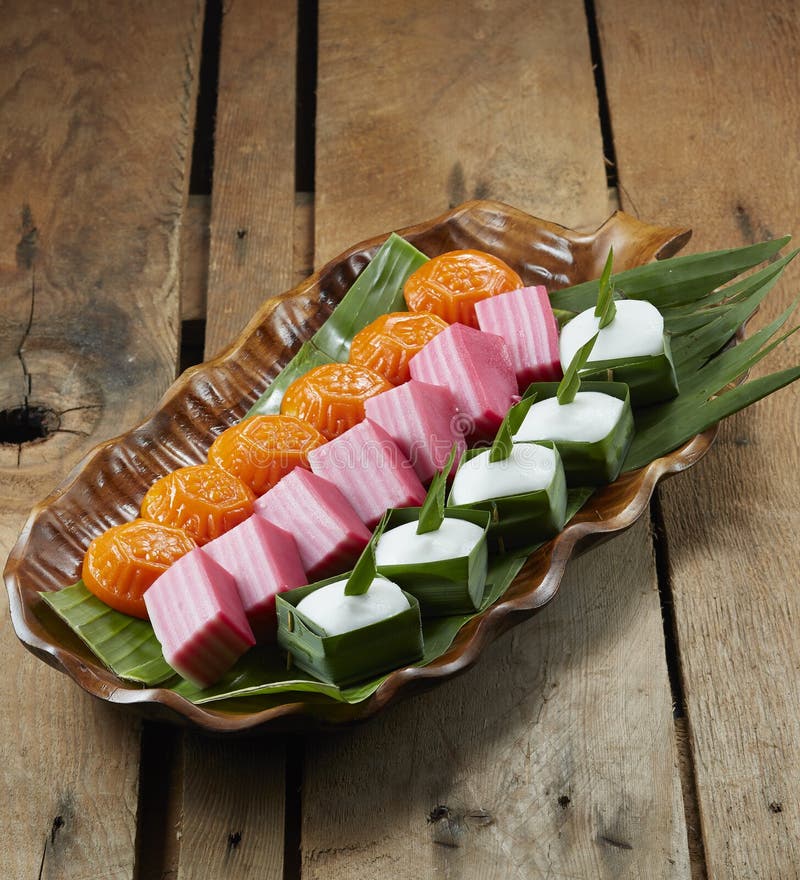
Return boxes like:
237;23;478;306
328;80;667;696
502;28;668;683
4;201;701;733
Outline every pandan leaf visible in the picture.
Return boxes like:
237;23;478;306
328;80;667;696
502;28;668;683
670;252;798;380
594;249;617;329
489;408;516;462
557;333;599;405
417;446;458;534
247;342;333;416
40;583;174;685
552;307;577;328
247;234;428;416
624;305;800;470
549;237;789;313
310;233;429;361
343;516;386;596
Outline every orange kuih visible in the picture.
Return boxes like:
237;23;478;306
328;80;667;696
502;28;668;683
348;311;448;386
141;464;255;546
280;363;392;440
208;414;327;496
82;519;197;619
403;249;523;328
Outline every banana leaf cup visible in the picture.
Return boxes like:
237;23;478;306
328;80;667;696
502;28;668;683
447;441;568;553
578;335;679;407
276;576;424;687
518;381;635;486
375;506;491;616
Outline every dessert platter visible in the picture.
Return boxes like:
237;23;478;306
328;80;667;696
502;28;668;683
5;200;799;733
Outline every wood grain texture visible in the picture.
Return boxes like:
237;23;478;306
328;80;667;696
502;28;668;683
203;0;298;357
314;0;610;264
176;2;297;877
304;1;689;874
0;1;203;877
597;0;800;875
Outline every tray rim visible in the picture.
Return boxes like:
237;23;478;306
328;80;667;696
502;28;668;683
4;199;707;734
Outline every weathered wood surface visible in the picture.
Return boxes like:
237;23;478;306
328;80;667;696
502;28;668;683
0;2;203;878
597;0;800;876
303;1;689;876
314;0;611;265
174;3;298;877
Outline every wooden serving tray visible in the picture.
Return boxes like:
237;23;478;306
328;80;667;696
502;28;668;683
4;200;701;733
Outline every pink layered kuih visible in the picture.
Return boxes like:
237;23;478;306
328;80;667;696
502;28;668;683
409;322;516;438
144;549;255;688
475;286;561;391
254;467;371;578
364;380;466;482
307;420;426;528
201;516;307;641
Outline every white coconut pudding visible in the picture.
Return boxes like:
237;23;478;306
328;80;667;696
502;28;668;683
512;392;625;444
296;576;409;636
559;299;665;369
449;443;557;505
375;518;485;566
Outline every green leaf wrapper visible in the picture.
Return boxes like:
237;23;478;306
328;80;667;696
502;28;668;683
276;577;424;687
521;382;635;485
578;334;679;407
376;506;491;615
448;442;568;553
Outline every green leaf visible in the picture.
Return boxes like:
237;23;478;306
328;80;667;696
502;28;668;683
310;233;429;361
624;305;800;470
552;308;577;328
417;446;458;534
670;251;798;380
549;237;790;313
557;333;599;405
343;521;385;596
246;342;333;416
594;249;617;329
246;233;428;416
40;583;174;685
489;408;517;463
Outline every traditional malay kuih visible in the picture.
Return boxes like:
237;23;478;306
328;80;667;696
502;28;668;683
408;322;517;438
144;548;256;688
307;420;426;529
363;379;466;483
200;516;307;641
475;285;562;391
254;467;371;579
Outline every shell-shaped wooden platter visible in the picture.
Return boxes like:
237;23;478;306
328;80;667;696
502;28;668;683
4;201;700;733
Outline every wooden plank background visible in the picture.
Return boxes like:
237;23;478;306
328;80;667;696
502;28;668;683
1;1;798;878
0;2;204;877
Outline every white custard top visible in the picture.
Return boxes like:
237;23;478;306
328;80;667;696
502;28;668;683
375;517;484;566
513;392;624;444
449;443;557;505
559;299;664;368
296;576;409;636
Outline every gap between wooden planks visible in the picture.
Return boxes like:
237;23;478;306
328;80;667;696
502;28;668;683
0;2;204;878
